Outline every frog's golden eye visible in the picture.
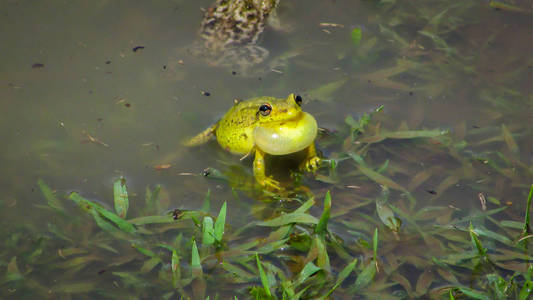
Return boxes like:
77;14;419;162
295;95;303;106
258;103;272;116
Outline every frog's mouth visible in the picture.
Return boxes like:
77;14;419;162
253;112;318;155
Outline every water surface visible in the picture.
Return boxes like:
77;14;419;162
2;0;533;299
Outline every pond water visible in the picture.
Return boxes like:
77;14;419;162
1;0;533;299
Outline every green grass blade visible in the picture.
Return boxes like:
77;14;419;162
191;240;202;277
351;27;362;46
171;250;180;286
128;215;175;225
145;185;161;213
69;192;136;233
214;201;226;242
293;197;315;214
449;290;455;300
315;191;331;235
501;124;519;153
519;280;533;300
471;227;512;245
89;209;130;239
295;261;321;287
373;228;378;261
457;287;490;300
37;179;65;212
324;258;358;298
202;216;215;245
308;78;349;102
357;164;407;192
489;0;530;13
469;223;487;256
131;244;159;258
140;256;162;273
352;259;377;292
4;257;22;283
255;253;272;297
112;272;144;287
258;213;318;227
314;235;331;273
113;177;129;218
523;184;533;234
362;129;447;141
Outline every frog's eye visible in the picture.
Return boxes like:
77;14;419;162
258;104;272;116
295;95;303;106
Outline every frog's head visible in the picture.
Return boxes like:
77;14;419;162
255;93;303;124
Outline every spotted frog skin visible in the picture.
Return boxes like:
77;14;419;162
192;0;280;75
184;94;321;189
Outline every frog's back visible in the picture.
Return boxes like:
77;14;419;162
215;98;269;154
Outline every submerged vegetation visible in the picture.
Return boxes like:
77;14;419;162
2;105;533;298
2;0;533;299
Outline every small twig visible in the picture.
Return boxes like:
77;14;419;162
83;132;110;148
319;22;345;28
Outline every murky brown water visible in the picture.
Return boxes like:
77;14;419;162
2;0;533;298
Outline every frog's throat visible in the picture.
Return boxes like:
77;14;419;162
253;112;318;155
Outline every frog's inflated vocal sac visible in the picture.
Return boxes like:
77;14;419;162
184;94;321;189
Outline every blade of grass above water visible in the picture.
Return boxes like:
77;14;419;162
214;201;227;242
113;177;129;219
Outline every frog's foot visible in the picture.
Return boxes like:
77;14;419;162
258;176;282;191
300;156;322;173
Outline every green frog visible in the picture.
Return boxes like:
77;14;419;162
184;94;321;189
189;0;281;75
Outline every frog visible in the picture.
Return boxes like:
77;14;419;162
184;94;321;190
171;0;285;77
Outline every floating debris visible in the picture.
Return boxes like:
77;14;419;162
154;164;172;170
82;132;109;148
132;46;145;52
319;22;344;28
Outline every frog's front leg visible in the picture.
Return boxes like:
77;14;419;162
300;143;321;172
253;149;281;190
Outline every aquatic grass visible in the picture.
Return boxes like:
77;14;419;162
315;191;331;235
255;253;272;298
70;192;136;233
214;201;227;243
350;27;362;46
113;177;129;219
523;184;533;234
7;162;533;299
489;0;533;14
3;2;533;298
350;229;378;293
202;216;215;245
37;179;65;214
